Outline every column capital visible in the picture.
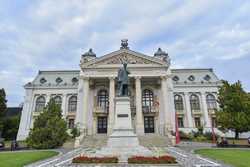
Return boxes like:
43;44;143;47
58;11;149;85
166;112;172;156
108;76;116;80
134;76;142;80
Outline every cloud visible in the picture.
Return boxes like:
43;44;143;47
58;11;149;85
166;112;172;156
0;0;250;106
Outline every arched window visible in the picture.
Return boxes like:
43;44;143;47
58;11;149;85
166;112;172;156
68;96;77;112
206;94;217;110
53;96;62;108
190;94;200;111
174;95;184;111
97;90;109;111
142;89;154;112
35;96;46;112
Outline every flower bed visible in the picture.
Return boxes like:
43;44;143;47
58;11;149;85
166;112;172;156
128;155;177;164
72;155;118;163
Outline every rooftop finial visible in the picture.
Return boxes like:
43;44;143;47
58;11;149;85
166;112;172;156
120;39;129;49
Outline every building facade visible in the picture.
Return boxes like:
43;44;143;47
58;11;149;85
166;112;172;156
17;40;221;141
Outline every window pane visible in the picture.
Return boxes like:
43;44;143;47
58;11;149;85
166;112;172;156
35;96;45;112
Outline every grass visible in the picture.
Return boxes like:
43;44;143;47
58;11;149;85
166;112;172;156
195;149;250;167
0;151;58;167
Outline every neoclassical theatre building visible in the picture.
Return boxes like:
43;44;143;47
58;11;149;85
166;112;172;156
17;40;221;141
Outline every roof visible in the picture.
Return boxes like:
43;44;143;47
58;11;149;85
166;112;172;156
25;70;80;88
171;68;221;84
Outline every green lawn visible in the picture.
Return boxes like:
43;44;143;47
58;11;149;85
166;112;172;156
195;149;250;167
0;151;58;167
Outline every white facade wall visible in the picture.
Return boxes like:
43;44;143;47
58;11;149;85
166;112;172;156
17;48;223;141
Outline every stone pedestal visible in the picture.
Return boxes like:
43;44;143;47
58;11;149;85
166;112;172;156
95;96;152;162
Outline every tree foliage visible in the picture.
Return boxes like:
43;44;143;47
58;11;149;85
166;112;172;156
2;115;20;140
0;88;7;133
216;80;250;139
27;99;68;149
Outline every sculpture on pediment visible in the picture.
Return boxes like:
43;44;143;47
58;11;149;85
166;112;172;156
105;54;151;64
117;62;130;96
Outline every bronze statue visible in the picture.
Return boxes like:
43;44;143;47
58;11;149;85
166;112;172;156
118;63;130;96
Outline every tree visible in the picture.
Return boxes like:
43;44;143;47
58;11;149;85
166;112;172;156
0;88;7;135
2;115;20;140
216;80;250;139
27;99;68;149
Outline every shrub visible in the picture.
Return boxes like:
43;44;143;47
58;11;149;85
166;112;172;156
27;99;68;149
72;156;118;163
193;135;207;142
128;155;177;164
179;131;192;140
70;125;80;138
203;132;218;141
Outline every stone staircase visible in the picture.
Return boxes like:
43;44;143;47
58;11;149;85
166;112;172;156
138;134;172;147
80;134;108;148
79;134;171;148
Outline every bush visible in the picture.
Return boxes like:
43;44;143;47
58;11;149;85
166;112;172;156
70;125;80;138
179;131;194;140
203;132;218;141
27;99;68;149
193;135;207;142
72;156;118;163
128;155;177;164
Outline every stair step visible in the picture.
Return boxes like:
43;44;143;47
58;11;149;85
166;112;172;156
81;134;108;148
138;134;172;147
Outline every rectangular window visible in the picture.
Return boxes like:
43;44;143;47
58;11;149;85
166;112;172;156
177;117;184;128
68;119;75;129
194;117;201;127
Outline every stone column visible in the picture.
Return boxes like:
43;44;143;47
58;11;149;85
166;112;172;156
76;77;84;130
161;76;171;135
184;92;193;128
82;77;90;135
201;92;211;128
135;76;144;135
108;77;115;134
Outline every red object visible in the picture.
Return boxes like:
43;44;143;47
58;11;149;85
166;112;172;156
175;112;180;144
211;123;216;144
128;155;176;164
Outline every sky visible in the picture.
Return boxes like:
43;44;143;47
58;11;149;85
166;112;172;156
0;0;250;107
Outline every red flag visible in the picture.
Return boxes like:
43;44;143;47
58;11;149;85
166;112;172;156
175;112;180;144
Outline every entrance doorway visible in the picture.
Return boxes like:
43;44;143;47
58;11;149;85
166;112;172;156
97;116;107;133
144;116;154;133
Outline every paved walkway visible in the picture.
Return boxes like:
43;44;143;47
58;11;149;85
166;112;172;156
26;142;231;167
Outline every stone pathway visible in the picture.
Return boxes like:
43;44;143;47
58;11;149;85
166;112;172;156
25;145;232;167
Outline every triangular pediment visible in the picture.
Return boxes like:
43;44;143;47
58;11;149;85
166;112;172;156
81;49;168;68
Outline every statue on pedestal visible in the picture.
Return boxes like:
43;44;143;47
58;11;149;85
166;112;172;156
118;63;130;96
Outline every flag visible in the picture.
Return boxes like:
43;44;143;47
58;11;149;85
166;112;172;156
175;112;180;144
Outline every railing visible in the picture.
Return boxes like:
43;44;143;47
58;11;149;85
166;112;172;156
208;108;216;114
142;105;159;113
191;109;202;114
94;105;109;114
176;110;184;114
